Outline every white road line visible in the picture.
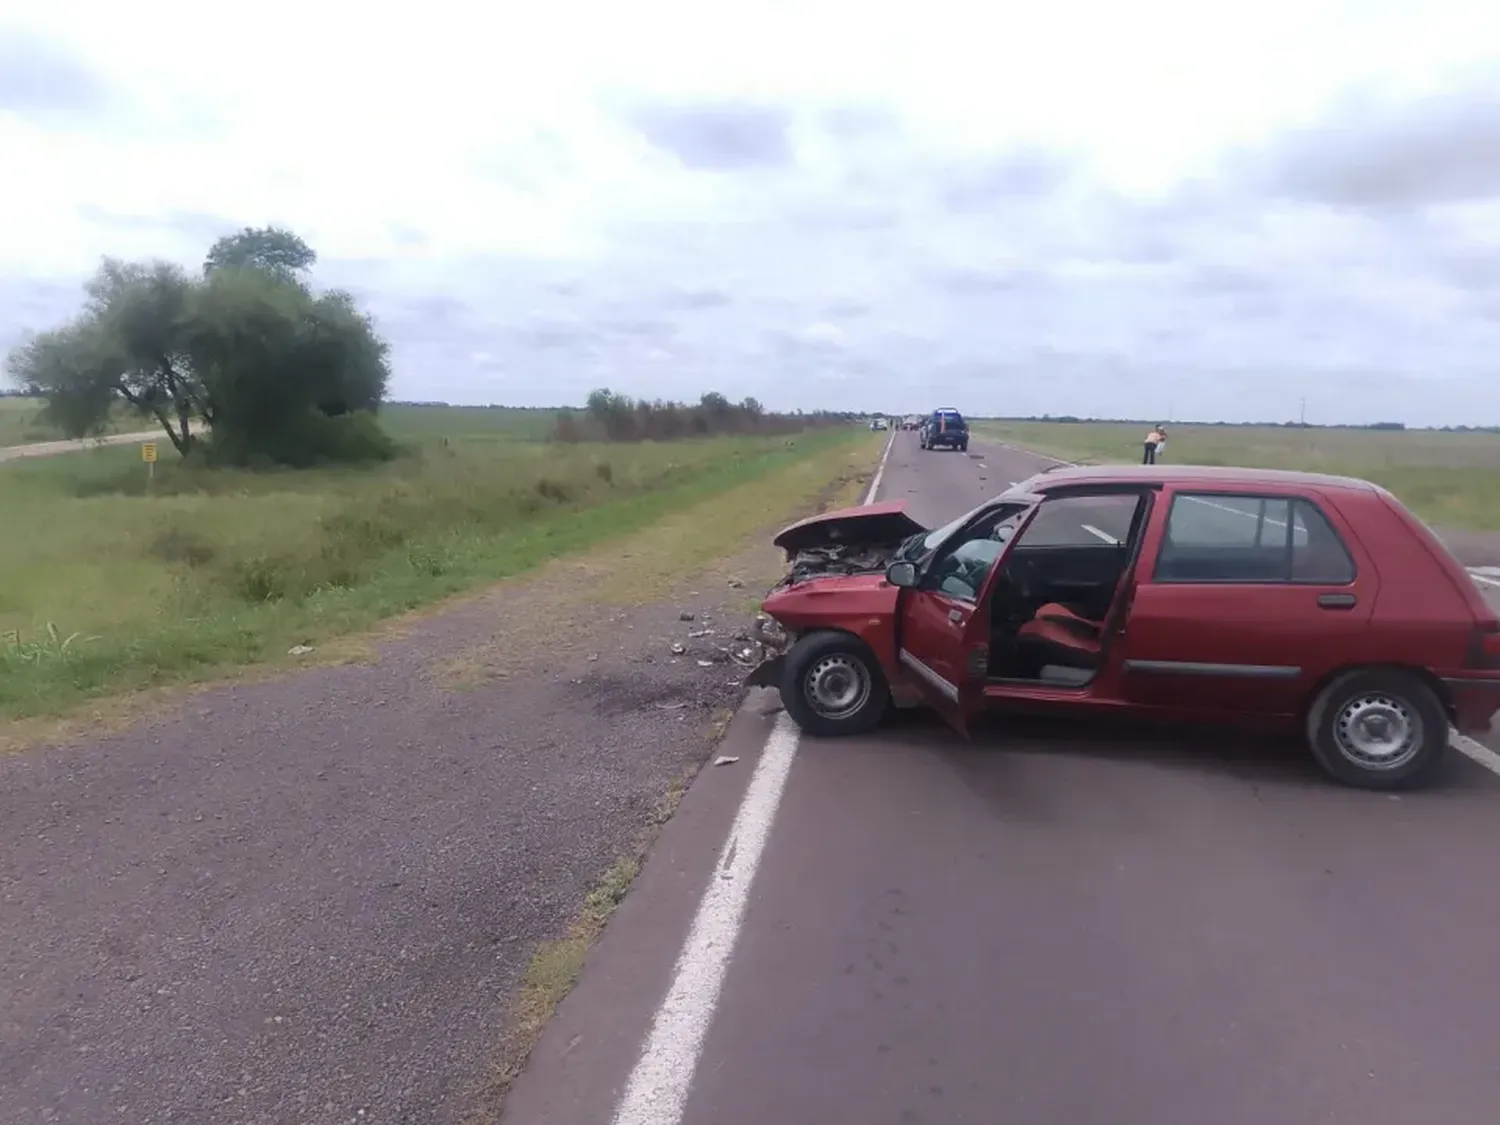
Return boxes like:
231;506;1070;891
1081;524;1119;545
610;715;800;1125
1469;571;1500;589
611;427;896;1125
863;429;897;506
1182;493;1288;529
1450;731;1500;777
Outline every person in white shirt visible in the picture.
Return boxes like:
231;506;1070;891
1143;426;1162;464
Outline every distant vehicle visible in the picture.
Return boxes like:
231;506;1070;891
919;408;968;452
870;418;888;431
746;463;1500;790
901;415;922;430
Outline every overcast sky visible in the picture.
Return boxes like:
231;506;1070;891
2;0;1499;424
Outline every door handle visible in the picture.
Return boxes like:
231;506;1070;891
1317;593;1357;609
948;608;965;623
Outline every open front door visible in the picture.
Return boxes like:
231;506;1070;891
896;503;1039;735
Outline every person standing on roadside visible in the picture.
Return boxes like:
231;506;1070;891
1143;425;1163;464
1154;425;1167;462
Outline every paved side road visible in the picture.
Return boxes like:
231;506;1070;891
504;431;1500;1125
0;430;162;463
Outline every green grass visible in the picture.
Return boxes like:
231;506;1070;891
975;421;1500;531
0;415;867;720
381;403;556;443
0;396;140;446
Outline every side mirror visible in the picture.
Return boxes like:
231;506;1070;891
886;561;918;588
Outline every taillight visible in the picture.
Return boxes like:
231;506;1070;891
1466;621;1500;669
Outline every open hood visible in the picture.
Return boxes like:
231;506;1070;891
772;500;928;554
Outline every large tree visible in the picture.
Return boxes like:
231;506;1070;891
8;230;393;466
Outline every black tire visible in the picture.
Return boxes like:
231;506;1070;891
779;631;890;737
1305;668;1448;790
959;441;969;453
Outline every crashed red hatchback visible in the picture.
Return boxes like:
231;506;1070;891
746;464;1500;790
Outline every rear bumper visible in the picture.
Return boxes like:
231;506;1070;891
1440;675;1500;733
927;433;968;446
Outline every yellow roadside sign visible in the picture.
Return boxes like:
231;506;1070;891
141;442;158;463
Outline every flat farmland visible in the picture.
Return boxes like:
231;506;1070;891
976;420;1500;531
0;403;869;723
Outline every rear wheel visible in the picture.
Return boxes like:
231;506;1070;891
1305;669;1448;789
780;631;890;737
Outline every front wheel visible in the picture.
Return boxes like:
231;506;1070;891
779;631;890;737
1305;669;1449;789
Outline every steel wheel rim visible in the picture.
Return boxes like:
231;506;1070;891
1333;692;1422;771
803;653;872;720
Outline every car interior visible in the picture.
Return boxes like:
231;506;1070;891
980;492;1151;686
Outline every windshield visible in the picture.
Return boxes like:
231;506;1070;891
894;499;1029;561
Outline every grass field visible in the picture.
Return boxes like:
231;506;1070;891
0;405;872;721
976;421;1500;531
0;396;141;447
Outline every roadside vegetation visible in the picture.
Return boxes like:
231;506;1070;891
0;408;867;721
555;387;850;441
0;222;876;721
976;420;1500;530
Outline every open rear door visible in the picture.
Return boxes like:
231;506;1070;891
896;503;1040;736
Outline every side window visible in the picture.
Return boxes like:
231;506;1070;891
1011;494;1142;549
1154;493;1355;584
923;510;1026;601
1163;494;1288;549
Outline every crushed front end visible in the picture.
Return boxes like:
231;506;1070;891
742;501;927;690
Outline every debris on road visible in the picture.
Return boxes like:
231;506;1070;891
670;642;686;655
713;755;740;767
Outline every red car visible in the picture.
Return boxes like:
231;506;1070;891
746;464;1500;789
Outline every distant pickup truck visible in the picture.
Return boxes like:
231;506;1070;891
919;408;969;452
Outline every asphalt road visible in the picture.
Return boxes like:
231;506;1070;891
504;431;1500;1125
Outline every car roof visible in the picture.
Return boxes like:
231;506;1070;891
1026;463;1383;494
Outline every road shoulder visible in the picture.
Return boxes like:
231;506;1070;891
0;438;882;1125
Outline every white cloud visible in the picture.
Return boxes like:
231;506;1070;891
3;0;1500;423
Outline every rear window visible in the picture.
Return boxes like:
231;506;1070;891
933;410;965;424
